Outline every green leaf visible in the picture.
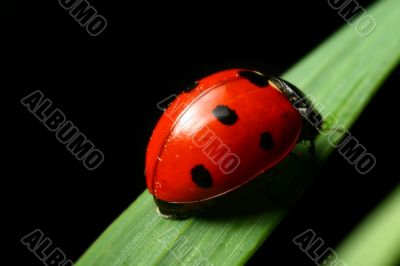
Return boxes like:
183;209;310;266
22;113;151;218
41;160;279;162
77;1;400;265
333;185;400;266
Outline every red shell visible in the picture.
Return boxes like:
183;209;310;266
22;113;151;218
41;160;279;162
145;69;302;203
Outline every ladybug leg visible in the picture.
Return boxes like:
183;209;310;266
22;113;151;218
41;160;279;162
292;139;315;158
259;168;279;196
288;142;314;162
289;151;300;161
308;139;316;156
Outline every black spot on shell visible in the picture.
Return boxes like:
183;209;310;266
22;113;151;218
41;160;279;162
239;70;268;87
191;165;213;188
184;81;199;92
212;105;238;125
260;132;274;150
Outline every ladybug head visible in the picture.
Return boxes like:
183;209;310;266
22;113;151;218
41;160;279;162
268;76;323;145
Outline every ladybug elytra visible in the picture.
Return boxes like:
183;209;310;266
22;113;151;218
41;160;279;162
145;69;322;219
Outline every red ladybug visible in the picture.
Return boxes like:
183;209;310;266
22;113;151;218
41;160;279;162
145;69;321;218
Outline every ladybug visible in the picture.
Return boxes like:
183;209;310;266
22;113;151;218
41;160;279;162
145;69;322;219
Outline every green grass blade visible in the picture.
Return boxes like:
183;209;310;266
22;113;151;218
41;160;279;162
77;1;400;265
333;185;400;266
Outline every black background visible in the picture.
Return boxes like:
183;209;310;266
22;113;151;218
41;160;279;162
8;0;399;265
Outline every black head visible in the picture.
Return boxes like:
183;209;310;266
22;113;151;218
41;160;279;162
268;76;323;143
